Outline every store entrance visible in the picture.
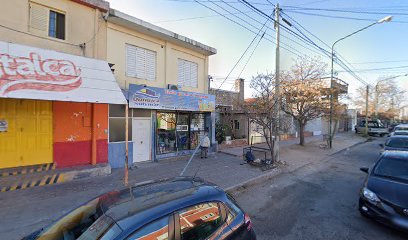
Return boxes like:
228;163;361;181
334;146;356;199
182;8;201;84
156;112;207;155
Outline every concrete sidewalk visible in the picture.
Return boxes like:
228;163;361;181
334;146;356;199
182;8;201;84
0;132;366;239
219;134;323;157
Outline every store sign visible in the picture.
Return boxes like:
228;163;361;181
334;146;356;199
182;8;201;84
0;40;126;104
129;84;215;112
0;120;7;132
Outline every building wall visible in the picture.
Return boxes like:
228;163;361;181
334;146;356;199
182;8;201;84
106;23;209;93
0;0;107;60
0;0;110;169
53;102;108;168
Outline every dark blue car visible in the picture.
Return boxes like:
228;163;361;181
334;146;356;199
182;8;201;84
359;151;408;232
23;177;256;240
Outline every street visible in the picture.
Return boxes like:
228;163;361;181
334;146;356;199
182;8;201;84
232;138;407;240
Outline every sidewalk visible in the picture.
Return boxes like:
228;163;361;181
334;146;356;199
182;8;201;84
0;132;365;239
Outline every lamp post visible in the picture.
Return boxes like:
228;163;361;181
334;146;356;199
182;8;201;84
329;16;392;148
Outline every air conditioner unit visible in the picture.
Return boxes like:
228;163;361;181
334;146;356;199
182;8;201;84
168;84;179;90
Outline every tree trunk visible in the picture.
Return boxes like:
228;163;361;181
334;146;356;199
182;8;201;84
299;121;305;146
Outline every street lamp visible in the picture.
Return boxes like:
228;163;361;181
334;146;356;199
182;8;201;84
329;16;393;148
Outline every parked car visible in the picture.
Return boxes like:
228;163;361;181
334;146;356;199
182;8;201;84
23;177;256;240
355;120;389;137
390;124;408;136
379;135;408;154
359;151;408;232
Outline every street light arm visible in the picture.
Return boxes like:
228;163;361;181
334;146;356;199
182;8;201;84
332;22;377;51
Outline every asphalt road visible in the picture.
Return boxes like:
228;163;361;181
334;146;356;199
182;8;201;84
232;138;407;240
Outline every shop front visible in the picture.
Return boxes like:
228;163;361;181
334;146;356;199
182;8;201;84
0;41;126;169
128;84;215;162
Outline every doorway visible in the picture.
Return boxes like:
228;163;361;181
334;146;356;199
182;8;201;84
132;118;151;163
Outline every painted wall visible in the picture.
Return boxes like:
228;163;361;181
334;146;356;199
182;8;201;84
107;23;209;94
108;142;133;168
53;102;108;168
0;0;107;60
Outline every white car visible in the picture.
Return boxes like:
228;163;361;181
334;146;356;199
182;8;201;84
390;124;408;136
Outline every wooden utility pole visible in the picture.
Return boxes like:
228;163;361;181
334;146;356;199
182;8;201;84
125;103;129;186
365;85;369;136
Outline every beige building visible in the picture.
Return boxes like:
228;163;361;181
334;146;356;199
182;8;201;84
106;9;217;166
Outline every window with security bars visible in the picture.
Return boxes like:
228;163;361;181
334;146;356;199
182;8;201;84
178;59;198;88
126;45;156;81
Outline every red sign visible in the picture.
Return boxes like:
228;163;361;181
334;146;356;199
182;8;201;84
0;52;82;95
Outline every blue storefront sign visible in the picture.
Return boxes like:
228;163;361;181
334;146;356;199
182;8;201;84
129;84;215;112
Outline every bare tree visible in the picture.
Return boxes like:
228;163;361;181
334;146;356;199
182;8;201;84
353;77;406;120
281;56;328;146
240;73;277;162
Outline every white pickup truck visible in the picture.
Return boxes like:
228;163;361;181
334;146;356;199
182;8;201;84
354;120;389;137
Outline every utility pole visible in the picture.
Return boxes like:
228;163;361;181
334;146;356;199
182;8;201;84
365;85;369;136
274;3;280;163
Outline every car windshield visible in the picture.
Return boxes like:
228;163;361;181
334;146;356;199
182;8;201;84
374;156;408;182
27;191;128;240
385;137;408;148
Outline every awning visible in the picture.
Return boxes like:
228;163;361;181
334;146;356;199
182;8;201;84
0;41;126;104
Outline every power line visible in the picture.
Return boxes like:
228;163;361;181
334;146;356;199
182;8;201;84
282;6;408;16
284;10;408;23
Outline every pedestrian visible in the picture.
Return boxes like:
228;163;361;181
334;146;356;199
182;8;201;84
200;131;210;158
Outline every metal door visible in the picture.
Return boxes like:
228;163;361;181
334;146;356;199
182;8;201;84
0;99;53;169
132;118;151;163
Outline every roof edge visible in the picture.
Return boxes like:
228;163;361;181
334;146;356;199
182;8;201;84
108;8;217;56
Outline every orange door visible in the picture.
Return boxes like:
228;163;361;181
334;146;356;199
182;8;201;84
0;99;53;169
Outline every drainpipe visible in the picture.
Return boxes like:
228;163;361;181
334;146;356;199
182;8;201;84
91;103;97;165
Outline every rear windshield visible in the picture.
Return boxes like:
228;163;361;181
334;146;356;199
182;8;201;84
27;191;128;240
395;127;408;131
385;137;408;148
394;131;408;136
374;156;408;182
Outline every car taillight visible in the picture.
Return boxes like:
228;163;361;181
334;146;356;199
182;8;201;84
244;213;253;231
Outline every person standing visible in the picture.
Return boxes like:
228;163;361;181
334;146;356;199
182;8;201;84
200;132;210;158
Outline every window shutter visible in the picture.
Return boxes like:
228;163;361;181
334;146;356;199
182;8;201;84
145;49;156;81
30;3;48;32
191;62;198;88
126;45;156;81
126;45;137;77
178;59;185;87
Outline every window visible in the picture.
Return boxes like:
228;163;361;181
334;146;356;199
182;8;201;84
178;202;223;240
178;59;198;88
126;45;156;81
109;104;132;142
48;10;65;40
127;215;170;240
157;112;177;154
234;120;240;130
29;3;65;40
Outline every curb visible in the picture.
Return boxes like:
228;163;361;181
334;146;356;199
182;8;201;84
0;164;111;193
224;138;367;194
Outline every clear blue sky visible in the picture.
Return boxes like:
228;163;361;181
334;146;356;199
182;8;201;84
110;0;408;99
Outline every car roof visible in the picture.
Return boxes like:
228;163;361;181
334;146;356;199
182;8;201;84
388;135;408;139
97;177;227;233
395;124;408;127
382;150;408;159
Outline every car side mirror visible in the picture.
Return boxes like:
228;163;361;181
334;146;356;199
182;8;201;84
360;167;369;173
379;144;384;148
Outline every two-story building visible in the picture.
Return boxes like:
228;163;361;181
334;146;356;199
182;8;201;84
106;9;217;168
0;0;126;169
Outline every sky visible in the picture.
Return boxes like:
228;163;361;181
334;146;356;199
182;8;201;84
109;0;408;103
